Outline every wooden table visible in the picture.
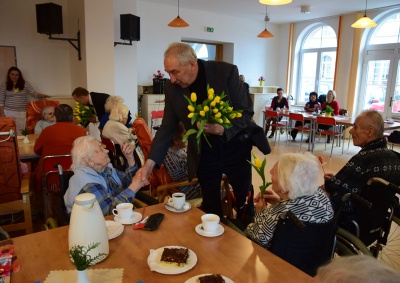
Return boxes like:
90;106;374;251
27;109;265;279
11;204;312;283
17;134;39;161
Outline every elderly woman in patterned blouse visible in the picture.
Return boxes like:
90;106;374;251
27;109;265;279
64;135;149;216
245;152;333;248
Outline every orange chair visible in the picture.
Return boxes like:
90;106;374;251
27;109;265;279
316;116;344;157
289;113;311;150
265;110;288;146
0;117;33;234
150;110;164;136
26;100;60;134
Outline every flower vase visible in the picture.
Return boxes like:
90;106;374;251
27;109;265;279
76;269;91;283
259;81;264;86
23;135;30;144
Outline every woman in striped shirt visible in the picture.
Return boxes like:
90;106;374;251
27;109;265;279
0;66;49;134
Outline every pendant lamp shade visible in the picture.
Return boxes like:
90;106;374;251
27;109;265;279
259;0;292;5
351;0;377;28
258;29;274;38
168;0;189;27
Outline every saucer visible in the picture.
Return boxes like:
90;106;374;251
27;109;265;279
195;223;224;237
105;220;124;239
114;212;142;225
165;202;191;213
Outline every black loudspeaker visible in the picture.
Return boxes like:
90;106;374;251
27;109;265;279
36;3;63;35
120;14;140;41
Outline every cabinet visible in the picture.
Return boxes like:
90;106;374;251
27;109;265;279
141;94;165;136
249;86;279;127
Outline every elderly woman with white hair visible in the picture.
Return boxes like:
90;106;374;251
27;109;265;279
102;103;136;149
64;135;148;216
34;105;55;134
245;152;333;248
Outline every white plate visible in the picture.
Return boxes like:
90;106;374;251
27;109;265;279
114;212;142;225
185;274;235;283
195;224;224;237
147;245;197;275
105;220;124;239
165;202;191;213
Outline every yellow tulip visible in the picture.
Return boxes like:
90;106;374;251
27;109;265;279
228;107;233;111
214;96;220;103
76;116;82;121
210;101;216;107
236;113;242;118
200;111;205;116
188;113;194;118
218;118;223;123
191;92;197;102
230;113;236;119
213;108;218;113
135;113;139;118
208;88;214;96
208;93;214;100
254;157;262;168
204;106;209;112
224;118;230;124
215;112;222;118
188;105;195;112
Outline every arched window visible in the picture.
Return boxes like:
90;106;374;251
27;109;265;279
360;9;400;118
297;25;337;104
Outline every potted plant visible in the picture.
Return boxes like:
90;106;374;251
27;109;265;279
323;105;333;117
20;127;29;143
258;76;265;86
69;242;107;283
339;108;348;116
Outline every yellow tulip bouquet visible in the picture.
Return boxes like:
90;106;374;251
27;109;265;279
182;84;243;153
248;154;272;196
73;101;96;127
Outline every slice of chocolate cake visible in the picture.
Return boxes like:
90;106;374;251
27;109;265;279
197;274;226;283
160;247;189;266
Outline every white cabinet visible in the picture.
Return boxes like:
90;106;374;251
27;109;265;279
141;94;165;135
249;86;279;127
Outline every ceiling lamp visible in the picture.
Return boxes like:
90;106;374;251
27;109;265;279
351;0;377;28
301;5;311;14
258;6;274;38
259;0;292;5
168;0;189;27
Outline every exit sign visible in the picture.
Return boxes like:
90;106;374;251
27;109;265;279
206;27;214;32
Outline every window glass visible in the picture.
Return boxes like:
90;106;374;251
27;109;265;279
369;13;400;45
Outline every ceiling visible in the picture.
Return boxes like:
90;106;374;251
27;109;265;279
144;0;400;24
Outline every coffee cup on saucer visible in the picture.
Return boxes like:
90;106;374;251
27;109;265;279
167;192;186;210
201;214;220;233
112;203;133;220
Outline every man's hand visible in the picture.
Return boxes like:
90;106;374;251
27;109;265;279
199;122;224;136
137;159;156;182
88;116;97;123
129;172;149;193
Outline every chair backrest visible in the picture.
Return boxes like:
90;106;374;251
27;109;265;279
266;110;279;119
42;154;72;195
289;113;304;122
269;211;336;276
100;135;116;155
316;116;336;126
26;100;60;134
0;118;22;204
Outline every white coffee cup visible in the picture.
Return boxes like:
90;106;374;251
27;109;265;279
112;203;133;220
168;192;186;210
201;214;220;233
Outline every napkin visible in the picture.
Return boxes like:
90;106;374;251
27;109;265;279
44;268;123;283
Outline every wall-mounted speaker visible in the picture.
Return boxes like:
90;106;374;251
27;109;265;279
120;14;140;41
36;3;63;35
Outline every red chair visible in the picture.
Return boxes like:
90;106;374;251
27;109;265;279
316;116;344;157
0;117;33;234
41;154;72;219
289;113;311;150
150;110;164;136
26;100;60;134
265;110;288;146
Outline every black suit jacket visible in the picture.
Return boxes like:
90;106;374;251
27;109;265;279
148;60;269;180
90;92;110;121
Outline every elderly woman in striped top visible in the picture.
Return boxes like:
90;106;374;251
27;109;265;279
0;67;49;134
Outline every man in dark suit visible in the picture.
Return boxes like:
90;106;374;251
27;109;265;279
71;87;110;122
139;42;270;219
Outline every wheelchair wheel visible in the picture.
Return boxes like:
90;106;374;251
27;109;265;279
335;227;372;256
374;216;400;270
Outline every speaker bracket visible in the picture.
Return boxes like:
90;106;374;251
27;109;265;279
48;31;81;60
114;40;133;47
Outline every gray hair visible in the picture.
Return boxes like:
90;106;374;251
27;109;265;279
277;152;320;199
109;103;129;122
71;135;98;170
41;106;54;119
164;42;197;66
316;255;400;283
358;110;384;138
104;95;124;112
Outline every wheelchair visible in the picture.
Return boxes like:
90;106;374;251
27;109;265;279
334;177;400;270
